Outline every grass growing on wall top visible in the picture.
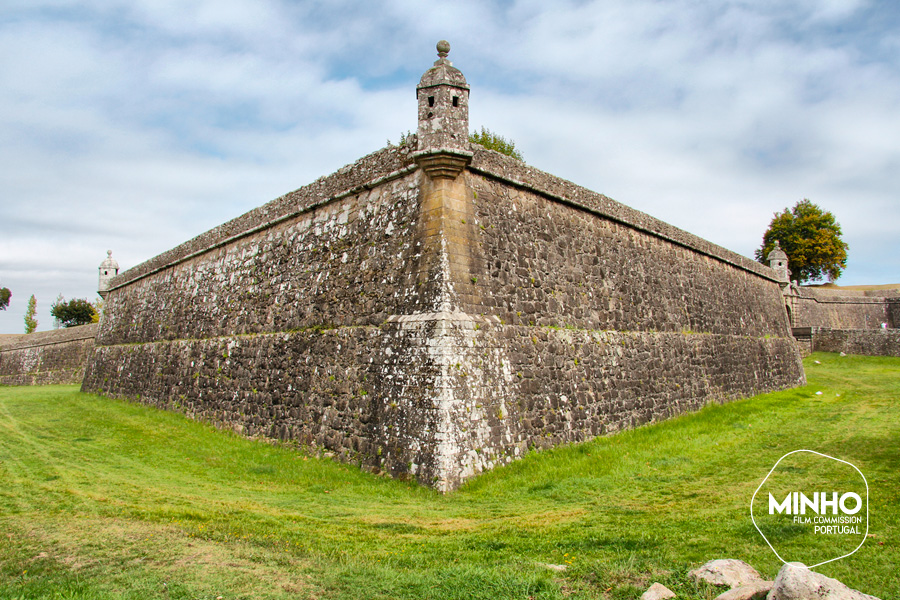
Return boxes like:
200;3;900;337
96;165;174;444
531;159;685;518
0;353;897;599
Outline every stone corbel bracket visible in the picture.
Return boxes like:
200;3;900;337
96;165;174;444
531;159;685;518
413;148;473;180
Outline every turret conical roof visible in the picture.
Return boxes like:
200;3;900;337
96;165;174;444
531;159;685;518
766;240;788;262
100;250;119;271
417;40;469;90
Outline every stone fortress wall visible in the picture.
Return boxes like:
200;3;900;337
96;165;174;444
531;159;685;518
788;286;898;330
792;327;900;357
80;138;805;491
785;286;899;357
79;43;806;490
0;324;98;386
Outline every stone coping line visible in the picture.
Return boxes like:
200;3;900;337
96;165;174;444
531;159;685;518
468;148;779;282
108;140;781;293
794;289;899;304
801;287;900;297
0;324;98;351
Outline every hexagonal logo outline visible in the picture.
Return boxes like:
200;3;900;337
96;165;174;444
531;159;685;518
750;449;869;569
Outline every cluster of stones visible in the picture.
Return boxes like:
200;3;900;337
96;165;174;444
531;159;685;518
641;559;880;600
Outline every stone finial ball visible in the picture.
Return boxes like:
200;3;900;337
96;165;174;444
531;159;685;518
436;40;450;56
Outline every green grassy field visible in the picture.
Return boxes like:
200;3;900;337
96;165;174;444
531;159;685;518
1;352;897;599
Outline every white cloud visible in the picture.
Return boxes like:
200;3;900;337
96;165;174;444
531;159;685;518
806;0;868;22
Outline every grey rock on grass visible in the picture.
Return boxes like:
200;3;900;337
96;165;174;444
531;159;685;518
641;582;676;600
688;559;764;589
713;580;772;600
768;563;880;600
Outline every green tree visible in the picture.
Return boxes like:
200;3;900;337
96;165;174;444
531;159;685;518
469;127;523;161
0;287;10;311
24;295;38;334
755;199;848;283
50;297;97;328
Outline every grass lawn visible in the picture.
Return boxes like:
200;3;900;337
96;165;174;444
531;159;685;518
0;352;897;599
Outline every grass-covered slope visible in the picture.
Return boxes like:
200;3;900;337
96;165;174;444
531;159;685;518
1;353;897;599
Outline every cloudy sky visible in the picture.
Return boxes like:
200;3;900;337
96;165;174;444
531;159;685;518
1;0;898;334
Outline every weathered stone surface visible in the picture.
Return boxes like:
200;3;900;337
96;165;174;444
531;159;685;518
466;167;795;337
768;563;880;600
97;166;425;345
0;324;97;386
641;582;676;600
688;559;763;589
713;580;772;600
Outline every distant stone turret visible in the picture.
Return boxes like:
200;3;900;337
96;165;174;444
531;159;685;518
767;240;790;283
98;250;119;299
414;40;472;178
